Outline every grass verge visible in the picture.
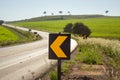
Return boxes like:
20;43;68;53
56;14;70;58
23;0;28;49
75;44;103;65
0;26;41;47
49;71;57;80
0;25;18;41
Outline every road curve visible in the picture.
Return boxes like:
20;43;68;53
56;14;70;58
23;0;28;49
0;24;78;80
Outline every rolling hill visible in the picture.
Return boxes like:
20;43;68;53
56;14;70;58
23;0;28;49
11;14;110;22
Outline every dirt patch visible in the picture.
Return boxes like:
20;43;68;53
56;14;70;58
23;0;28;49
62;63;108;80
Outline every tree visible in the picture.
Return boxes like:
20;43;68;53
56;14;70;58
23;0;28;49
72;22;91;39
0;20;4;25
43;11;47;15
64;23;73;33
59;11;63;20
67;11;71;15
63;22;91;39
59;11;63;14
105;10;109;14
105;10;109;16
51;13;54;16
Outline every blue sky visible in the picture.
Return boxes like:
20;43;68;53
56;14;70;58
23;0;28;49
0;0;120;21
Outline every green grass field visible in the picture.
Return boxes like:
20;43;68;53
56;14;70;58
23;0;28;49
0;25;18;42
0;25;40;46
12;17;120;38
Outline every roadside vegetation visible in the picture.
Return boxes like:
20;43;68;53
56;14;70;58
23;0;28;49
0;25;18;46
49;37;120;80
11;17;120;40
49;71;57;80
77;37;120;69
64;22;91;39
0;25;41;47
63;37;120;79
61;42;103;73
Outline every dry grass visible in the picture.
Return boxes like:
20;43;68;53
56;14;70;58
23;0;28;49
78;37;120;53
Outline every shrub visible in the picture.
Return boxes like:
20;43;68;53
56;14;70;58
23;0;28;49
63;23;73;33
73;22;91;39
0;20;4;25
64;22;91;39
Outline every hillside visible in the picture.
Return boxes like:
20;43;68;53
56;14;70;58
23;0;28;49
11;14;109;22
11;17;120;40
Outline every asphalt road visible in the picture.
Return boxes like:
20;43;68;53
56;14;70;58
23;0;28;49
0;24;78;80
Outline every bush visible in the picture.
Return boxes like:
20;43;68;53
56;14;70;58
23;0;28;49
63;23;73;33
73;22;91;38
64;22;91;39
0;20;4;25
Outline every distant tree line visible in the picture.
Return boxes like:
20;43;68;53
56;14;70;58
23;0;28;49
43;11;71;20
64;22;91;39
43;11;71;16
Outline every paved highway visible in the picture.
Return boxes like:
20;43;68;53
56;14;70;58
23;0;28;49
0;24;78;80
